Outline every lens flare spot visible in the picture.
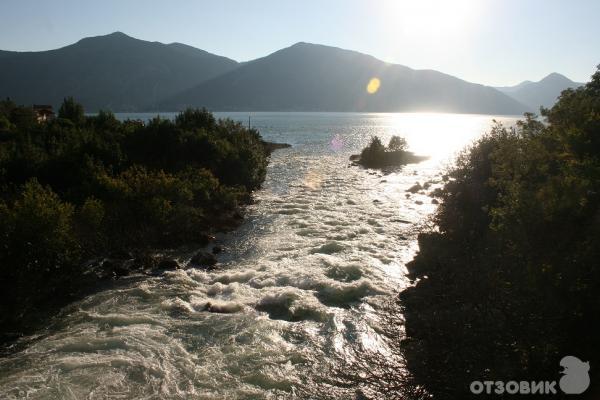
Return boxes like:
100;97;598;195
330;134;344;151
366;78;381;94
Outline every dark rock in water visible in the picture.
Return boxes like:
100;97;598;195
198;233;216;246
212;245;223;255
190;251;218;270
407;183;422;193
415;200;424;205
133;254;159;270
432;198;440;205
355;389;369;400
109;250;133;260
352;150;429;169
102;259;129;278
233;211;244;220
202;301;242;314
158;258;180;270
431;188;444;197
262;141;292;153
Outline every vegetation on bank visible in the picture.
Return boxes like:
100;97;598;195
352;135;428;168
0;98;271;342
348;67;600;399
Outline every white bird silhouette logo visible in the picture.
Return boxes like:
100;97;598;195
559;356;590;394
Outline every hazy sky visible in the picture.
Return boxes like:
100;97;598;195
1;0;598;86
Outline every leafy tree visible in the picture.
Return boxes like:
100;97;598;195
175;107;216;130
388;135;408;151
360;136;387;166
0;115;12;133
58;96;85;125
0;180;80;336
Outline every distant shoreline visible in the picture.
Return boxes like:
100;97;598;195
96;111;526;121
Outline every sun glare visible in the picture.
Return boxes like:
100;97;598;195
383;0;479;39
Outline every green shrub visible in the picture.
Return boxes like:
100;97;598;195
58;96;85;125
388;135;408;151
360;136;386;166
0;180;81;332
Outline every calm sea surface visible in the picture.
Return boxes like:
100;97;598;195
0;112;520;399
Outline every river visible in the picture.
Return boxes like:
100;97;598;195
0;112;519;399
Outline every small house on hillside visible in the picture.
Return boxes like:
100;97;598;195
33;105;55;122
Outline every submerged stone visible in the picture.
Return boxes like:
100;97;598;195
157;258;180;270
407;183;422;193
190;251;218;269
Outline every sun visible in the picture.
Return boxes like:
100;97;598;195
383;0;478;39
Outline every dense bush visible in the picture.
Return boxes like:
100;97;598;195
0;180;81;334
0;98;270;340
395;68;600;398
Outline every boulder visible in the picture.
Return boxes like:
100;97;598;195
190;251;218;270
212;245;223;255
158;258;180;270
198;233;216;246
109;250;133;260
133;254;159;270
407;183;422;193
431;188;444;197
102;259;129;278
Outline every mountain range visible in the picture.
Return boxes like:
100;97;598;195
0;32;238;111
495;73;583;111
0;32;584;114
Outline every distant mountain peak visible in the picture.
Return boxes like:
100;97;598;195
516;80;533;87
91;31;134;41
75;31;136;45
540;72;571;83
496;72;583;110
106;31;130;38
